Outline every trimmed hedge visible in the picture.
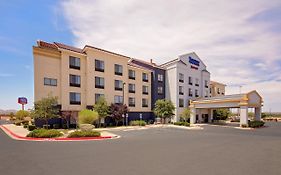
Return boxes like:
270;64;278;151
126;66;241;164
27;125;36;131
249;121;265;128
67;130;101;138
174;122;190;127
43;124;50;129
130;120;147;126
27;129;63;138
53;124;60;129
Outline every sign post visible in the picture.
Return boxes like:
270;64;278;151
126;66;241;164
18;97;28;110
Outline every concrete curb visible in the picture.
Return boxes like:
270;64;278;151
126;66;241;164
0;125;119;142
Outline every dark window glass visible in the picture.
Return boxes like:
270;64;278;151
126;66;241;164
115;64;123;76
142;73;148;82
128;70;135;80
115;80;123;91
69;74;81;87
179;98;184;107
69;56;80;70
142;85;148;95
114;95;123;104
157;86;163;94
142;98;148;107
179;86;184;95
179;73;184;83
189;77;193;85
158;74;163;82
128;84;135;93
205;80;208;88
95;77;104;89
195;89;199;97
129;97;135;107
95;59;104;72
44;78;57;86
189;88;193;97
70;92;81;105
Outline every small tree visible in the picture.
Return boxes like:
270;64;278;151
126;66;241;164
110;104;129;126
9;112;15;121
94;97;109;127
33;96;60;126
213;108;230;120
154;99;175;124
180;108;191;122
78;109;99;126
15;110;30;120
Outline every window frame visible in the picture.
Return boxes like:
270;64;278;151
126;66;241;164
69;74;81;87
69;56;80;70
44;77;57;86
128;69;136;80
115;64;123;76
69;92;81;105
95;59;105;72
95;76;105;89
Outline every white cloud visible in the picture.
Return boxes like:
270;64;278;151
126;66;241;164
60;0;281;111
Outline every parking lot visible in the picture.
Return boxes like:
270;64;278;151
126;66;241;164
0;121;281;175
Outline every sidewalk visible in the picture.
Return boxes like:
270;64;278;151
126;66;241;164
0;124;119;142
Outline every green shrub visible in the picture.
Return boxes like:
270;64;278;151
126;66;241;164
15;110;30;120
67;130;101;138
43;124;50;129
27;125;36;131
53;124;60;129
22;120;29;125
26;129;63;138
241;124;248;128
62;124;68;129
130;120;147;126
14;120;22;126
174;122;190;127
248;121;265;128
78;109;99;125
23;124;28;128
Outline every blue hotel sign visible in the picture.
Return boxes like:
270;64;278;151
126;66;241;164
189;56;200;66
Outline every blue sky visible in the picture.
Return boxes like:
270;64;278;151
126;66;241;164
0;0;281;112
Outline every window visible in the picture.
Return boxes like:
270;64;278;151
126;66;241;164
69;74;81;87
143;85;149;95
128;97;135;107
205;80;208;88
179;98;184;107
195;89;199;97
189;88;193;97
95;93;104;103
70;92;81;105
179;86;184;95
128;84;135;93
114;95;123;105
205;90;208;98
69;56;80;70
158;86;163;94
222;92;225;95
142;98;148;107
158;74;163;82
195;78;199;86
95;77;104;89
217;88;220;94
189;77;193;85
95;59;104;72
115;80;123;91
44;78;57;86
142;73;148;82
115;64;123;76
179;73;184;83
128;69;135;80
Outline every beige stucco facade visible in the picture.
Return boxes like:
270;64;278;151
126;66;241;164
210;81;226;97
33;42;152;113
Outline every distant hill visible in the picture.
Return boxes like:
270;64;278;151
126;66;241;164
0;109;17;115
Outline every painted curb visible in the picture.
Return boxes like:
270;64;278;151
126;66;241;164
0;125;117;142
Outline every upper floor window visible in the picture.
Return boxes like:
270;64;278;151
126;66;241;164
70;92;81;105
143;73;149;82
195;78;199;86
69;74;81;87
95;93;104;103
158;86;163;95
128;97;135;107
143;85;149;95
217;88;220;94
179;86;184;95
158;74;163;82
128;69;135;80
128;83;135;93
189;77;193;85
189;88;193;97
195;89;199;97
179;73;184;83
95;59;104;72
205;80;208;88
115;80;123;91
205;90;208;98
115;64;123;76
95;77;104;89
44;78;57;86
142;98;148;107
114;95;123;105
69;56;80;70
179;98;184;108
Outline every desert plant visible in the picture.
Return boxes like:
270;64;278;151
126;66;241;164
153;99;175;123
15;110;30;120
26;129;63;138
67;130;101;138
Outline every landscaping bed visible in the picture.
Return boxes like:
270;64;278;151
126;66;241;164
67;130;101;138
174;122;190;127
27;129;63;138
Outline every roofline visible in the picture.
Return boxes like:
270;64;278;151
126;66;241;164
210;81;227;86
130;58;166;70
83;45;131;59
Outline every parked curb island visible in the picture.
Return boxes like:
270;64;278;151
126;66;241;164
0;125;118;141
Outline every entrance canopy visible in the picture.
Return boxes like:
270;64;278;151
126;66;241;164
189;90;263;126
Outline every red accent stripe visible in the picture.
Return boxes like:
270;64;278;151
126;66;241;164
0;125;112;141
